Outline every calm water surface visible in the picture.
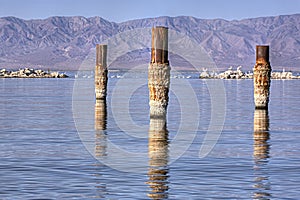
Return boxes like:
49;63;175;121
0;71;300;199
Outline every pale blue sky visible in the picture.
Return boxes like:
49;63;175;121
0;0;300;22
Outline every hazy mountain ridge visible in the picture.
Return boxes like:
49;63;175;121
0;14;300;70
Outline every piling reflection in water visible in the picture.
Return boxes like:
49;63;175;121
95;99;107;157
93;99;108;198
147;116;169;199
253;109;271;199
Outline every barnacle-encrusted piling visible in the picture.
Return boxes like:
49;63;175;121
95;44;108;100
147;27;170;197
253;45;272;109
148;27;170;118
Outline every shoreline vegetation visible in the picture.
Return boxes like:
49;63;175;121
0;68;68;78
199;66;300;79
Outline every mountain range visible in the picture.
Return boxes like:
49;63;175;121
0;14;300;71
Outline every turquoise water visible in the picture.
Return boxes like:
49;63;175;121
0;72;300;199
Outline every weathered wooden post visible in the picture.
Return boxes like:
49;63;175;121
253;45;271;109
148;27;170;118
147;29;170;197
94;99;107;157
147;117;169;199
95;44;108;100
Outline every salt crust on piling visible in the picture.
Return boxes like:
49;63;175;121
253;63;271;108
148;63;170;118
95;65;108;100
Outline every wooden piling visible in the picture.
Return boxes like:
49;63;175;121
151;26;169;64
147;117;169;199
253;45;271;109
148;27;170;118
95;44;108;100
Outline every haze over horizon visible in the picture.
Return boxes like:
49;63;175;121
0;0;300;22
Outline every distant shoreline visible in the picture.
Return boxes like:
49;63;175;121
199;67;300;79
0;68;68;78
